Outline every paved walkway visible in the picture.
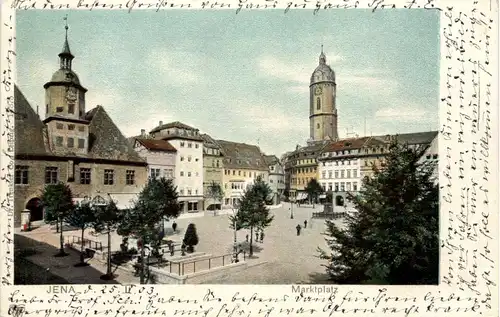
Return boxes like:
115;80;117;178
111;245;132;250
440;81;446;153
17;203;346;284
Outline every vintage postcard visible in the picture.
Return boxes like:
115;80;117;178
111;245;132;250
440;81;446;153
1;0;498;316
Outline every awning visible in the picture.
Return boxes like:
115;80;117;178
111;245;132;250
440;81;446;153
296;193;308;200
108;193;138;210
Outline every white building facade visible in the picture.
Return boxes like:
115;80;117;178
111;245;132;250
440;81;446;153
149;121;205;213
264;155;285;205
133;138;176;180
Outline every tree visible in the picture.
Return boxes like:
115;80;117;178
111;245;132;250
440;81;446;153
230;177;274;257
318;141;439;285
41;183;74;257
183;223;199;253
205;181;224;215
119;177;181;283
66;202;96;267
92;200;122;280
305;179;323;205
252;175;274;205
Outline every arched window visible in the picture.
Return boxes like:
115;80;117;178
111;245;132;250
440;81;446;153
317;123;320;129
316;97;321;110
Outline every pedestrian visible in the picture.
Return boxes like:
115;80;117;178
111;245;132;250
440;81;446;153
296;224;301;236
260;231;264;243
304;220;308;229
172;222;177;233
255;230;259;241
169;244;174;256
246;234;249;242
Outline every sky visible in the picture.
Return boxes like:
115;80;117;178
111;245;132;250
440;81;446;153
16;10;440;157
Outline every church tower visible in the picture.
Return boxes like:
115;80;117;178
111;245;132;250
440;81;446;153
43;17;90;155
309;48;338;141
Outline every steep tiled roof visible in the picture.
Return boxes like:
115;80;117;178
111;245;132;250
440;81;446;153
15;86;48;156
200;133;221;150
373;131;438;145
263;155;279;166
15;86;145;164
216;140;267;170
135;138;177;152
322;137;370;152
85;106;145;163
150;121;196;134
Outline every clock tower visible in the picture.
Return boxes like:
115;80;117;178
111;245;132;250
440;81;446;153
42;19;90;155
309;48;338;141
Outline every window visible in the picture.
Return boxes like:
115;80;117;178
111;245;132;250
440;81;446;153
328;183;333;191
56;123;63;129
188;172;192;177
317;123;320;129
68;103;75;114
328;171;332;178
195;144;199;149
188;156;192;162
45;167;58;184
426;155;431;159
195;172;199;177
180;156;185;161
104;169;114;185
78;126;85;132
243;171;246;177
188;143;192;148
195;158;199;162
164;169;174;179
216;160;219;167
232;170;235;175
334;182;339;192
68;124;75;130
340;182;345;191
126;170;135;185
346;170;351;178
56;136;63;146
56;106;63;112
180;189;184;195
238;171;241;176
353;183;358;191
188;189;192;195
270;179;273;183
78;138;85;149
180;142;185;147
188;202;198;211
316;97;321;110
353;169;358;178
180;171;184;177
322;171;326;179
150;168;161;179
67;137;74;148
340;170;345;178
335;196;344;206
432;154;438;159
346;182;351;191
15;166;29;184
80;168;91;184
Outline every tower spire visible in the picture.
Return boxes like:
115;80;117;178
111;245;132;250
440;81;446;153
319;45;326;65
59;14;74;70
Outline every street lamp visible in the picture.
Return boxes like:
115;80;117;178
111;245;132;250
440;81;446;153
232;201;240;263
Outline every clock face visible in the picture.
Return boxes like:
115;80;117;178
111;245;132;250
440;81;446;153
66;87;77;101
314;86;322;95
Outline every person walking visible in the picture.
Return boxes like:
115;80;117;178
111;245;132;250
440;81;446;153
260;231;264;243
246;234;249;243
255;230;259;242
172;221;177;233
296;224;302;236
304;220;308;229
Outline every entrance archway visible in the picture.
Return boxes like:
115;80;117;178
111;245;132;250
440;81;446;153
26;198;43;221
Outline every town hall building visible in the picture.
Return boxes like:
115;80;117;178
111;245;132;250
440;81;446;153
14;23;148;226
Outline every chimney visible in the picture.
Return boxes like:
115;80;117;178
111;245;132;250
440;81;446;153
141;129;146;137
159;121;163;127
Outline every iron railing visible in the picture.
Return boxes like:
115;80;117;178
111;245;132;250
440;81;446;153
66;236;103;251
167;252;246;276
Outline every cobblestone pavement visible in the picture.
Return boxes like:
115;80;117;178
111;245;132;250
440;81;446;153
17;203;346;284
